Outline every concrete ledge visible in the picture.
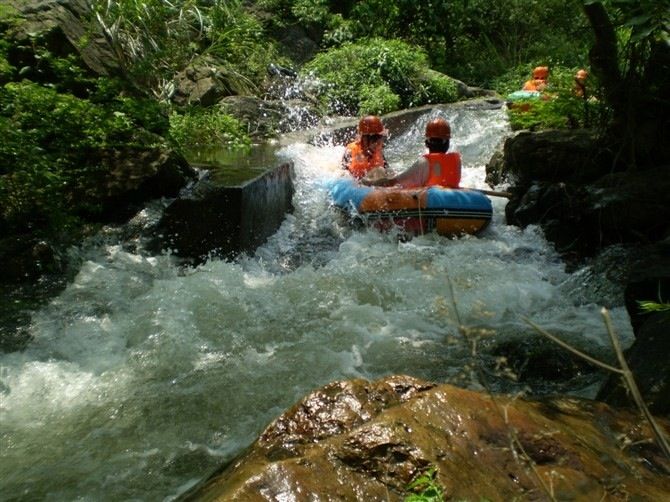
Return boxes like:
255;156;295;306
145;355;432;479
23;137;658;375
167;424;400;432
151;161;294;261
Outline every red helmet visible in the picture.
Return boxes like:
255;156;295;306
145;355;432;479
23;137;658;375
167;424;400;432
358;115;386;135
425;118;451;139
532;66;549;79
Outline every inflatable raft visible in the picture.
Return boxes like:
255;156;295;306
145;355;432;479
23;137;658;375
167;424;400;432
329;178;492;237
506;90;541;102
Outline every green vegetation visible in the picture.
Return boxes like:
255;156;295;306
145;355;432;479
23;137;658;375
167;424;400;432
0;40;12;82
581;0;670;167
638;301;670;314
302;38;458;115
0;80;167;234
494;64;607;131
92;0;284;98
169;108;250;149
258;0;592;87
404;467;444;502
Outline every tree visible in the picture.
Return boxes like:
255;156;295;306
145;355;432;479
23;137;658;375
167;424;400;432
582;0;670;168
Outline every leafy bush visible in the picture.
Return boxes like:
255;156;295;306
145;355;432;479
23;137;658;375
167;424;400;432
321;15;355;47
169;108;250;149
113;95;170;136
290;0;331;26
340;0;591;87
358;83;400;115
421;71;459;105
507;96;575;131
302;38;456;115
0;114;61;230
206;6;286;95
256;0;349;45
0;81;167;233
0;40;13;82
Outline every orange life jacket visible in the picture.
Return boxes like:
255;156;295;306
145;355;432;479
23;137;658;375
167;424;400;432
345;140;385;179
423;152;461;188
522;79;546;92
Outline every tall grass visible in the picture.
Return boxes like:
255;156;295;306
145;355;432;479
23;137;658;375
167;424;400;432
91;0;281;99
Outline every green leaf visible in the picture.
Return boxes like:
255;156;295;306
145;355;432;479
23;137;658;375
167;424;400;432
626;14;652;26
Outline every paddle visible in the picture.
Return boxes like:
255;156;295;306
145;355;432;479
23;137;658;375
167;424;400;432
463;187;513;198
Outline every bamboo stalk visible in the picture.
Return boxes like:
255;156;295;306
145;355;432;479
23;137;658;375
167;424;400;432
522;317;623;373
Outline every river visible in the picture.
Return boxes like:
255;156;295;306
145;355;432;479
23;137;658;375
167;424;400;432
0;104;633;500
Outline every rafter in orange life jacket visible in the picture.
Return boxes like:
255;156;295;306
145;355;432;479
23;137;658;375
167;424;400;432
424;152;461;188
344;140;386;179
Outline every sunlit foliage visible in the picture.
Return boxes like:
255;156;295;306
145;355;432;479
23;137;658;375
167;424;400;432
302;38;458;115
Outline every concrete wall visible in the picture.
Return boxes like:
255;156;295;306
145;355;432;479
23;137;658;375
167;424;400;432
152;161;294;261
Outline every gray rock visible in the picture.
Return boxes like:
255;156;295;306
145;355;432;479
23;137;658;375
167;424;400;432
172;57;232;106
7;0;121;77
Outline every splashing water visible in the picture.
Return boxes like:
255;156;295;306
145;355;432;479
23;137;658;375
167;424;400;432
0;105;632;500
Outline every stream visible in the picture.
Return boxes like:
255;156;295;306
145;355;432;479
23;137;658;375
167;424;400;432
0;104;633;501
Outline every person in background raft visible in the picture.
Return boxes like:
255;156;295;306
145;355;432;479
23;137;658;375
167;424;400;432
522;66;549;92
341;115;389;180
574;69;588;98
572;68;591;128
363;117;461;189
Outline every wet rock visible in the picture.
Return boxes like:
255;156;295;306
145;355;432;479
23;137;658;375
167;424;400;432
484;335;600;393
74;147;197;223
598;240;670;416
622;240;670;332
269;24;320;65
499;129;609;186
598;311;670;417
585;170;670;246
485;146;506;187
185;376;670;501
313;105;440;147
0;237;62;282
217;95;320;139
499;128;670;259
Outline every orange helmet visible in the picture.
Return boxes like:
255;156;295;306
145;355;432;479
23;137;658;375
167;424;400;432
358;115;386;135
425;118;451;139
575;69;588;80
532;66;549;79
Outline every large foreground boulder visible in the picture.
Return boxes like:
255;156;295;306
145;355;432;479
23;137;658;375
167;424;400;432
186;376;670;501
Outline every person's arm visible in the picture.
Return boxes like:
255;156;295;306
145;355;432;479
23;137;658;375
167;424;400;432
387;157;430;188
361;167;391;186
